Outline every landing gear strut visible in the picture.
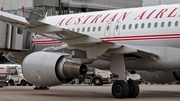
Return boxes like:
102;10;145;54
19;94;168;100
111;80;139;98
110;54;139;98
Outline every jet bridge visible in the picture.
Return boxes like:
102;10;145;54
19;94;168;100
0;10;42;51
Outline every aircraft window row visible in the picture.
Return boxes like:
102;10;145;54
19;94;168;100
71;26;102;33
69;21;179;32
122;21;179;30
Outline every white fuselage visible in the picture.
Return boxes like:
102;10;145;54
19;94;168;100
42;4;180;48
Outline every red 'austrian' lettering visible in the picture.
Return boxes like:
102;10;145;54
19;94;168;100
91;14;102;23
101;14;110;23
117;12;131;21
134;11;147;20
74;16;84;25
167;8;178;18
82;15;94;24
146;10;157;19
106;13;119;22
66;17;76;25
56;18;66;26
154;9;168;18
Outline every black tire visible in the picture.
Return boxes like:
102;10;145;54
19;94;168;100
21;80;27;86
34;86;50;90
17;84;21;86
93;77;103;86
127;80;139;98
78;79;82;84
112;80;129;98
28;83;33;86
9;80;15;86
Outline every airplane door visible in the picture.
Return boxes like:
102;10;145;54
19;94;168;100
104;22;112;37
114;21;121;36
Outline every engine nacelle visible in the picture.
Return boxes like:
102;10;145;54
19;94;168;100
22;52;87;86
139;71;180;84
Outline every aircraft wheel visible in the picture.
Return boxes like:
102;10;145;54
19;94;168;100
127;80;139;98
28;83;33;86
93;77;103;86
34;86;50;90
111;80;129;98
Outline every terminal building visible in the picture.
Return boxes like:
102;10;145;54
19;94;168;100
0;0;142;16
142;0;180;6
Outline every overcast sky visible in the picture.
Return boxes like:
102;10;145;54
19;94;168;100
142;0;180;6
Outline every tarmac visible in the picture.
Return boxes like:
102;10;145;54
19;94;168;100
0;84;180;101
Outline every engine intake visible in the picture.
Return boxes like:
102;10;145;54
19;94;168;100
22;52;87;86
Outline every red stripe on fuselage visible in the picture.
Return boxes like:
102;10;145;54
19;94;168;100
100;34;180;42
33;40;62;45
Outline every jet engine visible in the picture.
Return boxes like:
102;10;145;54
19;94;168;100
22;52;87;86
139;71;180;84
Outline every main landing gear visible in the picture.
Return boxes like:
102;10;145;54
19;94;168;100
34;86;50;90
110;54;140;98
112;80;139;98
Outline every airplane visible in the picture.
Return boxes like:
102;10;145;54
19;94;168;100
1;3;180;99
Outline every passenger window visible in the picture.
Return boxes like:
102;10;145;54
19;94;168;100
161;22;165;27
122;25;126;30
135;24;138;29
175;21;179;27
93;27;96;32
147;23;151;28
141;23;145;29
98;26;101;31
168;21;171;27
82;27;85;32
154;22;158;28
107;25;110;30
87;27;90;32
116;25;119;30
72;28;75;31
77;28;80;32
129;24;132;29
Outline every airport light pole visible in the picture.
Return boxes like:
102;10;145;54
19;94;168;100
59;0;62;15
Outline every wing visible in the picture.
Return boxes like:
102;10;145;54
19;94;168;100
0;11;106;46
0;11;158;58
